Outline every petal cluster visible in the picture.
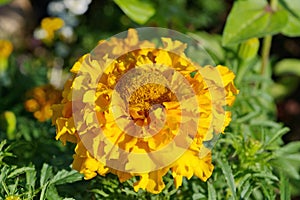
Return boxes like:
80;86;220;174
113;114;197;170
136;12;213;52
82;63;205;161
53;29;238;194
25;84;62;122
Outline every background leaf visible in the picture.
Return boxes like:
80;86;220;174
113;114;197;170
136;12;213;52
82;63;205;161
0;0;12;6
222;0;288;46
113;0;155;25
274;59;300;76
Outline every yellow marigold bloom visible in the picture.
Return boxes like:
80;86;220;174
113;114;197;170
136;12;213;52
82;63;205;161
0;39;13;58
25;84;62;122
53;29;238;194
40;17;64;43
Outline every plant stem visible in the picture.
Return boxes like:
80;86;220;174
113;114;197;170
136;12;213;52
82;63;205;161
260;35;272;75
270;0;278;11
261;0;277;75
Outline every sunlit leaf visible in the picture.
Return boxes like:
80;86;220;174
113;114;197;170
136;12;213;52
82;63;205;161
222;0;288;46
50;169;83;185
113;0;155;24
40;163;53;187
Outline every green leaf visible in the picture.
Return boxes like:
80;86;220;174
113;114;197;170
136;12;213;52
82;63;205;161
240;181;252;199
188;32;225;62
7;167;35;178
275;141;300;154
265;127;290;147
272;158;300;180
45;184;62;200
113;0;155;24
40;163;53;187
280;171;291;200
207;181;216;200
253;173;279;182
282;15;300;37
90;189;109;197
26;166;37;197
217;159;236;198
192;193;206;200
50;169;82;185
279;0;300;19
222;0;288;46
274;59;300;76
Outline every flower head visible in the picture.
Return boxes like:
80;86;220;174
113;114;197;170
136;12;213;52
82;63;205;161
0;39;13;58
25;84;62;122
35;17;64;44
53;28;238;194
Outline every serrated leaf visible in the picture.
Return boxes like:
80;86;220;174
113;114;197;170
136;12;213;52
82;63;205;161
45;184;62;200
274;59;300;76
217;159;236;198
7;167;35;179
26;166;36;196
113;0;155;24
222;0;288;46
50;169;82;185
40;163;53;187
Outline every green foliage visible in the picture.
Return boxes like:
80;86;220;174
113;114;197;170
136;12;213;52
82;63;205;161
222;0;288;46
0;141;82;200
114;0;155;25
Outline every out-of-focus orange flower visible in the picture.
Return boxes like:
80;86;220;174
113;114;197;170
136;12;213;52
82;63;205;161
25;84;62;122
39;17;64;44
0;39;13;58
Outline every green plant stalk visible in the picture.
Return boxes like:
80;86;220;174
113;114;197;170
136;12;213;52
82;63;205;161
261;35;272;75
261;0;278;75
236;60;250;86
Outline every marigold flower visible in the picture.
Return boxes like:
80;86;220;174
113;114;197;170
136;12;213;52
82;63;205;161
53;28;238;194
38;17;64;44
0;39;13;74
0;39;13;58
25;84;62;122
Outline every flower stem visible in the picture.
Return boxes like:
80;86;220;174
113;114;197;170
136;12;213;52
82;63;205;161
260;35;272;75
260;0;277;75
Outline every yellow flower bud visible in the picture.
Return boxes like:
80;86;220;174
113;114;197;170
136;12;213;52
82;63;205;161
238;38;260;61
0;111;17;140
